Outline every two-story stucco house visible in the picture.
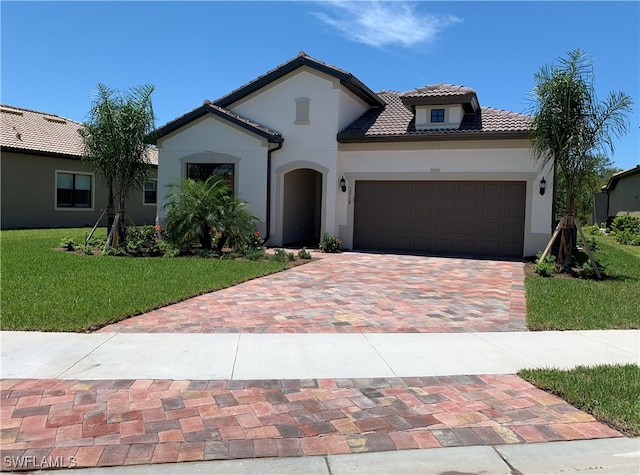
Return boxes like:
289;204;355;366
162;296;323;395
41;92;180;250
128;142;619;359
155;52;552;259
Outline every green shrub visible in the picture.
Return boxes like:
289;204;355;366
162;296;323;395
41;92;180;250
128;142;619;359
271;248;295;262
578;259;605;279
584;236;599;252
103;245;128;257
81;245;94;256
611;215;640;234
193;249;215;259
534;252;556;277
59;237;78;251
298;247;312;260
245;249;267;261
616;230;640;246
611;215;640;246
583;224;601;236
319;233;341;253
229;230;264;255
86;235;106;248
127;225;162;256
160;243;181;258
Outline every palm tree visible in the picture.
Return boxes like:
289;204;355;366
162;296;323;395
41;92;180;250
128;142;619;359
164;176;257;252
81;84;156;246
214;197;258;253
529;49;632;269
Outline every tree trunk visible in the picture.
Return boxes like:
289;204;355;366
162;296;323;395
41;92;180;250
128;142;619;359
558;177;577;272
200;227;212;250
215;232;227;254
117;188;126;246
106;185;115;233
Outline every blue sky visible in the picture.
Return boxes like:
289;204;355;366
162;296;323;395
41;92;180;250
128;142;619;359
2;1;638;170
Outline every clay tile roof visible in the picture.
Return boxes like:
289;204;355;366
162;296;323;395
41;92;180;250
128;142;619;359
155;101;283;143
338;91;532;142
1;104;158;165
1;105;85;158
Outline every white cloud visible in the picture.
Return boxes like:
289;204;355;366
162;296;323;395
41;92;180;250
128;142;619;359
313;1;462;48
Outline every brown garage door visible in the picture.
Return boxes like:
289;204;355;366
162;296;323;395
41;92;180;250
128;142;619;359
353;181;526;258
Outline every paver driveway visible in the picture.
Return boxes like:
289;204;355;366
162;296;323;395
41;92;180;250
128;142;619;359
99;253;526;334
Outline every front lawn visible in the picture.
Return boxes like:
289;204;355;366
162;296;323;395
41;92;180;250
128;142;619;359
0;228;288;332
519;364;640;436
526;235;640;331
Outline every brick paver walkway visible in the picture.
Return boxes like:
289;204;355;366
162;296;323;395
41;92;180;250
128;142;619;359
0;375;620;471
99;253;526;334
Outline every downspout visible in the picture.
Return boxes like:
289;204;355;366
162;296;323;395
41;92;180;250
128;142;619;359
263;140;283;246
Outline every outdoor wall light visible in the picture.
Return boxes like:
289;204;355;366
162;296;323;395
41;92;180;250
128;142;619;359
539;177;547;196
340;176;347;192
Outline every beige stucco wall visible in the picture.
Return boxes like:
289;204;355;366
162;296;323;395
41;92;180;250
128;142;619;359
608;173;640;216
336;139;553;257
157;68;372;244
156;115;272;235
156;67;551;257
1;152;157;229
228;68;371;244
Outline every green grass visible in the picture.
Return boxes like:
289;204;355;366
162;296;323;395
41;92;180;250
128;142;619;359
0;228;288;332
526;236;640;330
519;364;640;436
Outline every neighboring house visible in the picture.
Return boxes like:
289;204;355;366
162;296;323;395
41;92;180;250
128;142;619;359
1;105;158;229
594;165;640;226
155;52;552;258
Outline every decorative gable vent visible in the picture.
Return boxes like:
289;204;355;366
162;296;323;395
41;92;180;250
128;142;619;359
295;97;310;124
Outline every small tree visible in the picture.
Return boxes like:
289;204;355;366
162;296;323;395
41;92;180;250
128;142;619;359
81;84;156;247
164;176;258;252
529;49;632;269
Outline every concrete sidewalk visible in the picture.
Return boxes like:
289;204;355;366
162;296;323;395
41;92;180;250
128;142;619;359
2;330;638;380
35;438;640;474
2;330;639;474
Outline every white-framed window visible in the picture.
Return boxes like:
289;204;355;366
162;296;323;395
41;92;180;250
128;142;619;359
143;180;157;205
55;170;94;210
295;97;310;124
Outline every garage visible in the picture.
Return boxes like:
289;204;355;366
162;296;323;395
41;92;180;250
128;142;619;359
353;181;526;258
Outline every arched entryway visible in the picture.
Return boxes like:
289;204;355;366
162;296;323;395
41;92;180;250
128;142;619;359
283;168;322;246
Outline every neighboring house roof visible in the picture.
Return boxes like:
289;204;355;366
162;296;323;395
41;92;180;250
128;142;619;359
154;101;284;143
337;91;532;142
601;164;640;192
214;51;385;108
1;105;85;159
1;104;158;165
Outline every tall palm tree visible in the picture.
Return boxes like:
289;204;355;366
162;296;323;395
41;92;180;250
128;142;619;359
81;84;156;246
529;50;632;268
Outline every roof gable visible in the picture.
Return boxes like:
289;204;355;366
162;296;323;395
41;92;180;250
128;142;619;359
155;101;283;143
214;52;384;109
